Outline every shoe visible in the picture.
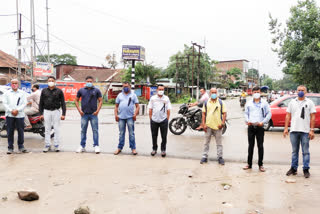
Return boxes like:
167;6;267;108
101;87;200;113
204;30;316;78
19;147;27;153
7;149;13;155
303;169;310;178
94;146;100;154
161;151;166;157
286;167;297;176
243;165;252;170
218;157;225;165
54;146;60;152
114;149;122;155
151;150;157;156
132;149;138;155
76;146;86;153
259;166;266;172
43;146;51;153
200;157;208;164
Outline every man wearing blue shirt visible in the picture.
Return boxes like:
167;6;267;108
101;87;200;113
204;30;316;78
114;82;140;155
3;79;28;154
75;76;103;154
244;86;271;172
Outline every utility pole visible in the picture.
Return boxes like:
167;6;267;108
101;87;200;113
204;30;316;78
175;56;189;96
16;0;22;84
30;0;34;82
192;42;204;100
46;0;50;62
191;44;195;99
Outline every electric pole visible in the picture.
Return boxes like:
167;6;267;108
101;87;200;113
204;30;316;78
46;0;50;62
16;0;22;84
192;42;204;101
191;44;195;99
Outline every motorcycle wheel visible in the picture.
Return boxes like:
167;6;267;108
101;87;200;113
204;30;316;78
222;124;227;135
0;119;8;138
169;118;187;135
39;126;55;138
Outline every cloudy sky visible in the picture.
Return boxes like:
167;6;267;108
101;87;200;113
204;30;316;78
0;0;314;79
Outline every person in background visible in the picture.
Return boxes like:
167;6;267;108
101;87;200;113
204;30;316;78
75;76;102;154
243;86;271;172
3;79;27;154
200;88;227;165
189;88;209;130
148;84;171;157
114;82;140;155
39;76;66;152
284;85;316;178
24;84;41;130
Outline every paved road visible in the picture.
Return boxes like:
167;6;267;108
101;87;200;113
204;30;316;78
1;98;320;166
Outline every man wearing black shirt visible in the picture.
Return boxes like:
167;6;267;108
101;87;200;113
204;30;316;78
39;76;66;152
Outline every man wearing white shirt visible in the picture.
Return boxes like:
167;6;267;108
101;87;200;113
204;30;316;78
3;79;28;154
148;85;172;157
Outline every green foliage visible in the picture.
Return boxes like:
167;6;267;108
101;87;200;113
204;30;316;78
168;93;194;104
273;74;299;91
122;63;161;85
225;67;243;89
138;97;149;104
107;98;116;104
247;68;259;79
269;0;320;92
36;54;77;66
164;44;217;88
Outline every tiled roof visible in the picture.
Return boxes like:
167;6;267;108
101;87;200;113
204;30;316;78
0;50;27;69
66;69;123;82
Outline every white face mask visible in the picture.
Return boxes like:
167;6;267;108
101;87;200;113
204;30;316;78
253;93;261;99
48;82;55;87
158;91;164;96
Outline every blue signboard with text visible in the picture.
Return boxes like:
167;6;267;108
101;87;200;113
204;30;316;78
122;45;145;61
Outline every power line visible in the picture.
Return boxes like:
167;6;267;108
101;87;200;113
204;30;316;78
0;14;17;16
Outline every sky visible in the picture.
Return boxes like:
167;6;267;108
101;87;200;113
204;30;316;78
0;0;314;79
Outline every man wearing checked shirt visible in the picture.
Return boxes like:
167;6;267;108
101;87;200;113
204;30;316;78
244;86;271;172
148;85;171;157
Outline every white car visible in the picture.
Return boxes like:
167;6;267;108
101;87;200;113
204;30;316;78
0;86;11;113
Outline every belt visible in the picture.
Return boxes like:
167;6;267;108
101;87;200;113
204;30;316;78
45;108;59;111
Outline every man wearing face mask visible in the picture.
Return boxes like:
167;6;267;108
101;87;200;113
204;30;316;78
114;82;140;155
3;79;28;154
39;76;66;152
148;84;172;157
200;88;227;165
75;76;102;154
24;84;41;130
284;85;316;178
243;86;271;172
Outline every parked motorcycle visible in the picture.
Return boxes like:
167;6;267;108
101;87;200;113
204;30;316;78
169;102;227;135
0;113;54;138
240;96;246;108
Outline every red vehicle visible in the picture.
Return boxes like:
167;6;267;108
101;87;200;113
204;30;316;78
265;94;320;130
0;113;54;138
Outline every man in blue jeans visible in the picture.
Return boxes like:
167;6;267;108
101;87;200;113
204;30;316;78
75;76;102;154
114;82;140;155
284;85;316;178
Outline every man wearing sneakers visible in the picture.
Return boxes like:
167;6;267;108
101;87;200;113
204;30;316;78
39;76;66;152
243;86;271;172
75;76;102;154
3;79;28;154
200;88;227;165
284;85;316;178
148;84;171;157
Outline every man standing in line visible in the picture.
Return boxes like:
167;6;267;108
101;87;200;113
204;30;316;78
243;86;271;172
75;76;102;154
200;88;227;165
3;79;27;154
114;82;140;155
284;85;316;178
39;76;66;152
24;84;41;130
148;84;171;157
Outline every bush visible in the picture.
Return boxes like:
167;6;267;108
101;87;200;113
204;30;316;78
138;97;149;104
107;98;116;104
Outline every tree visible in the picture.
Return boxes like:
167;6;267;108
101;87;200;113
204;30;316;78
105;53;118;69
36;54;77;66
122;62;161;85
226;67;243;89
165;44;216;89
247;68;259;79
269;0;320;92
273;74;299;91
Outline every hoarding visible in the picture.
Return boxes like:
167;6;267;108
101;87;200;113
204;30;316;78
122;45;145;61
33;62;54;77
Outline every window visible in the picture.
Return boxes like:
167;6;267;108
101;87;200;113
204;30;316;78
279;97;294;107
307;96;320;106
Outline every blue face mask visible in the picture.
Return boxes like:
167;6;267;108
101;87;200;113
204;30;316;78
123;87;130;93
298;91;304;98
86;82;93;88
211;94;217;99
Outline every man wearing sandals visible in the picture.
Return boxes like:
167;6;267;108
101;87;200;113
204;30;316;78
243;86;271;172
114;82;140;155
